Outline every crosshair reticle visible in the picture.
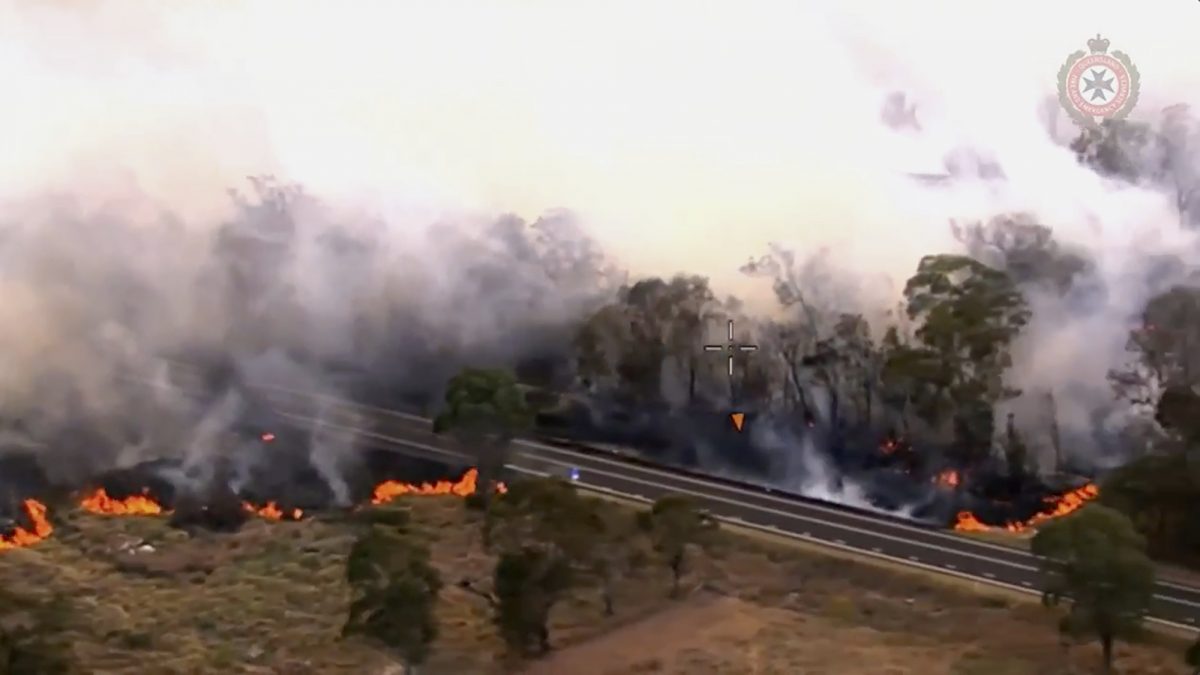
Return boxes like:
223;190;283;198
704;320;758;376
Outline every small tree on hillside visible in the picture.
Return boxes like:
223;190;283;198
637;494;718;597
433;368;533;507
343;524;442;674
491;546;573;657
1032;505;1155;674
486;477;638;616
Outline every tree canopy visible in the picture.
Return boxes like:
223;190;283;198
636;494;719;597
343;523;442;673
1032;505;1155;673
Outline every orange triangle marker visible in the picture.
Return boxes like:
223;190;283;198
730;412;745;432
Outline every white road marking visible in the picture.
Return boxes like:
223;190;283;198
945;564;957;570
144;374;1200;618
983;572;996;579
282;411;1200;612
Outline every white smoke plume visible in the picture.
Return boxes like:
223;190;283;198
1;1;1199;492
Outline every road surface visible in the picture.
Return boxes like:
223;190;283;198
244;383;1200;631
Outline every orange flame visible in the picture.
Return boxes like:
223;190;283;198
0;499;53;550
80;488;166;516
1;466;503;552
934;469;960;489
954;483;1100;533
371;467;506;505
242;501;304;521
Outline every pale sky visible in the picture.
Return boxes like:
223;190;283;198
0;0;1197;296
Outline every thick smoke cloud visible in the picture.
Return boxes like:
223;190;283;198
1;1;1199;497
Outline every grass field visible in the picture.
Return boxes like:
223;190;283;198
0;496;1191;674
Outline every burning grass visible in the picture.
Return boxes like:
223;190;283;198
954;483;1100;533
0;484;1188;674
0;499;52;549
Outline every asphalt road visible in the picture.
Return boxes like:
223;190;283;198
244;383;1200;631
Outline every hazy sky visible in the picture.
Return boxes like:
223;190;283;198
1;0;1197;295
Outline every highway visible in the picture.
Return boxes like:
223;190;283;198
243;382;1200;631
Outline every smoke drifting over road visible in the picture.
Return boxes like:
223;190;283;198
1;1;1199;506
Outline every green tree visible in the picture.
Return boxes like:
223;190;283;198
1032;505;1155;673
486;477;638;615
485;477;598;560
343;524;442;674
573;274;724;406
893;254;1030;465
433;368;533;506
492;547;573;657
1110;286;1200;415
636;494;718;597
1099;453;1200;563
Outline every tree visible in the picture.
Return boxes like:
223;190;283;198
1032;505;1155;673
343;524;442;674
1099;453;1200;563
492;547;573;657
895;254;1030;465
485;477;599;562
1110;286;1200;416
636;494;718;597
485;477;638;616
573;275;724;407
433;368;533;506
1002;412;1030;481
952;215;1091;295
1071;118;1161;184
742;245;853;422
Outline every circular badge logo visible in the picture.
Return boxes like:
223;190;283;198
1065;54;1130;117
1057;34;1140;129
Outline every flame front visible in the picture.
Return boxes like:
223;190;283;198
242;502;304;521
954;483;1100;533
0;499;53;550
1;466;502;552
371;467;506;505
80;488;166;516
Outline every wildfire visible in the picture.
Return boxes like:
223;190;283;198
0;499;54;550
0;466;508;552
954;483;1100;533
371;467;507;505
934;469;960;489
80;488;167;516
243;502;304;521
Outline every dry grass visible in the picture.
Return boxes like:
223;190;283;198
0;497;1191;674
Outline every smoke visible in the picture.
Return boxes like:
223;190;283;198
1;1;1200;502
